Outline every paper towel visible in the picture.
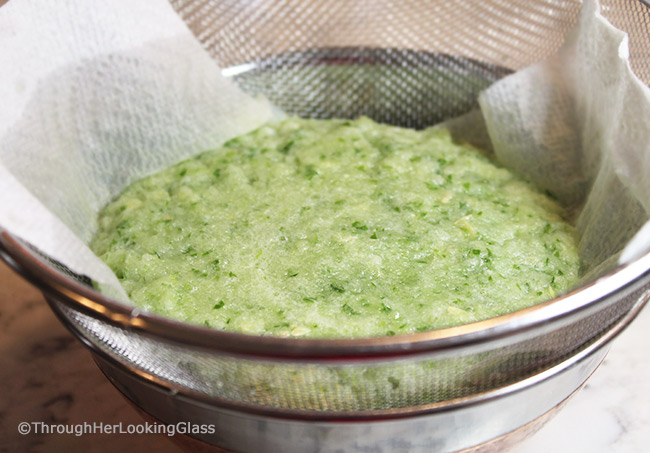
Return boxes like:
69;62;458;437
479;0;650;279
0;0;277;301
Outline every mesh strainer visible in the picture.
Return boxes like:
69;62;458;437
2;0;650;452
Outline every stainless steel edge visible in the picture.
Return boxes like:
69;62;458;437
2;228;650;359
91;341;610;452
43;281;649;421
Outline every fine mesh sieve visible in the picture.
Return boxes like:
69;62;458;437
2;0;650;451
46;280;648;415
172;0;650;124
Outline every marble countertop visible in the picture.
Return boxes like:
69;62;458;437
0;259;649;452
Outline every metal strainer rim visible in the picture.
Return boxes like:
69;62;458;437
2;228;650;359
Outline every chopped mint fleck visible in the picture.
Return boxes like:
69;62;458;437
330;283;345;293
305;165;318;180
280;140;295;153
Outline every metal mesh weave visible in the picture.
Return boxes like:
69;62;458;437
51;282;649;413
171;0;650;126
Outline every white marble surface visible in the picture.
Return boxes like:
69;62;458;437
1;258;649;452
519;294;650;453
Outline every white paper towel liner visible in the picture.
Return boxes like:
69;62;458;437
479;0;650;281
0;0;278;302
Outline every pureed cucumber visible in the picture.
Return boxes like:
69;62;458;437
91;117;579;338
